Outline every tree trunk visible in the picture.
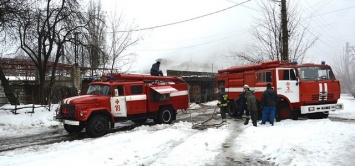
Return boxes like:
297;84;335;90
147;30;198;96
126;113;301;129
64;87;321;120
0;68;19;105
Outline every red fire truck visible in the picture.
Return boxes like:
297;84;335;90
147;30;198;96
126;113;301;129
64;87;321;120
216;60;343;121
55;74;189;137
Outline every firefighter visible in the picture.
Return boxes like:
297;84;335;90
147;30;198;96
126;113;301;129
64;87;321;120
150;61;164;76
244;90;258;127
261;83;278;126
217;86;228;123
234;84;250;119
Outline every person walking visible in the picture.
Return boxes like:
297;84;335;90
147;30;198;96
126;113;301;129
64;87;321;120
150;61;163;76
244;90;258;127
234;84;250;119
217;86;228;123
261;83;278;126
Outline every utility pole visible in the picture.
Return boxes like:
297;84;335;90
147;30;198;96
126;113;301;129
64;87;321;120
281;0;289;62
74;32;80;66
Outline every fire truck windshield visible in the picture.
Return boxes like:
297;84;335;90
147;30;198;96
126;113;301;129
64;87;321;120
297;66;335;81
87;85;111;96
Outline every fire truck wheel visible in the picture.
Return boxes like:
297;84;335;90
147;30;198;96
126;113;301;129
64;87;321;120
86;114;109;137
277;102;291;121
64;124;84;134
227;101;237;117
157;107;173;124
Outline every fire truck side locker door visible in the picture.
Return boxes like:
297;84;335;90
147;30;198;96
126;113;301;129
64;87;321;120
110;96;128;117
276;68;300;103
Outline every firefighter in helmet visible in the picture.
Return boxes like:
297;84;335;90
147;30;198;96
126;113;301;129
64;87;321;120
234;84;250;119
217;86;229;123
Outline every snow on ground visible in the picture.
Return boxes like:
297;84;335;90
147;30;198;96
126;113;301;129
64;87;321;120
0;94;354;166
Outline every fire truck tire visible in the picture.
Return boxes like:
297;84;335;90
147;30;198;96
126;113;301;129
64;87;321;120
277;102;291;121
64;124;84;134
156;107;173;124
86;114;109;137
227;101;237;117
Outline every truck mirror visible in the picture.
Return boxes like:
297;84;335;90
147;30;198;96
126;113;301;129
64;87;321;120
115;89;119;96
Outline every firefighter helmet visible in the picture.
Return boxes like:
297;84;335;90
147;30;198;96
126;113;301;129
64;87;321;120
244;84;249;89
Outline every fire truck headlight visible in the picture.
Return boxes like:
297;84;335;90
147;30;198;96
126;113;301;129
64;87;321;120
309;107;315;112
336;105;342;109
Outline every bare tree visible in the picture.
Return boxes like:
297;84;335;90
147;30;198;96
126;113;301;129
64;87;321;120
85;0;106;70
333;42;355;96
17;0;86;104
0;0;30;105
230;1;317;63
106;10;141;72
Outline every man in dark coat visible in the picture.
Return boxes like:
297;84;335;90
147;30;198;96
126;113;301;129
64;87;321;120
217;86;228;123
261;83;278;126
245;90;258;127
150;61;163;76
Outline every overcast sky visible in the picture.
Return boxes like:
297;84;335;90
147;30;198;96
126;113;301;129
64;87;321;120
93;0;355;74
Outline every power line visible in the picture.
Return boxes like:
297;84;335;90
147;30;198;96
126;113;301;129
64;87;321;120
305;5;355;18
116;0;251;32
130;32;244;52
136;28;249;45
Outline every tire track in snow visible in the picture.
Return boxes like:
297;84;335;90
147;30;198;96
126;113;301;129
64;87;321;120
212;119;274;166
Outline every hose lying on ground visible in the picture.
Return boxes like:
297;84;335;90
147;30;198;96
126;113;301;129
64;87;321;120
191;107;226;130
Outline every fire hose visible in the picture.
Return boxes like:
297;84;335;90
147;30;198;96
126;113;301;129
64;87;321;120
190;107;226;130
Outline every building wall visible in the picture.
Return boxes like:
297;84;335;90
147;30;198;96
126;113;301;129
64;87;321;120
167;70;217;103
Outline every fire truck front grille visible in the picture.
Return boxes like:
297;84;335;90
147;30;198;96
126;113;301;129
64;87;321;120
61;104;75;118
312;95;318;100
311;94;335;100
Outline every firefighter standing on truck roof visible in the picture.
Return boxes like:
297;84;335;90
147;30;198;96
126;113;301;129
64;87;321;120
234;85;250;119
217;86;228;123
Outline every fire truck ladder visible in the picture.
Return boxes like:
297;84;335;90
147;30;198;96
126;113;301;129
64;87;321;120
191;107;226;130
102;73;187;84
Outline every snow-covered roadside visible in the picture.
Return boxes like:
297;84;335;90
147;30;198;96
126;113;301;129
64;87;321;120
0;105;60;138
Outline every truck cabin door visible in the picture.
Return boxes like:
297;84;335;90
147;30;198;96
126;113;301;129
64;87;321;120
111;85;128;117
125;85;147;115
276;68;300;103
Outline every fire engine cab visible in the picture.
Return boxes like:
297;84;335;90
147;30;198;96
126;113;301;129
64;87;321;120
55;74;189;137
216;60;343;121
